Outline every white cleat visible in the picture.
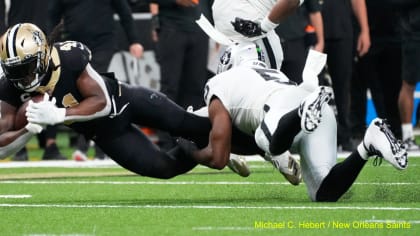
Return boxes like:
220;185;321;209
299;86;332;133
403;138;420;152
72;150;88;161
268;151;302;185
227;155;251;177
363;118;408;170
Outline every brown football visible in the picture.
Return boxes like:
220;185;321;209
14;95;44;130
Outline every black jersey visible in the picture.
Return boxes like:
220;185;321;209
0;41;119;109
39;41;119;109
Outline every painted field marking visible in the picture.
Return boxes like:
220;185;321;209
0;194;31;199
0;180;418;186
0;203;419;211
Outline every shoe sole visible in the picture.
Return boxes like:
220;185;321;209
301;86;332;133
227;157;251;177
276;155;302;186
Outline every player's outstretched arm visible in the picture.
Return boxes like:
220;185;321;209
191;98;232;170
0;102;41;159
26;64;112;125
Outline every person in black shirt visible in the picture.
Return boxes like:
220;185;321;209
350;2;403;147
149;0;213;151
275;0;323;84
321;0;370;151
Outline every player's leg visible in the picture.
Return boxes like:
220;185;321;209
120;84;211;147
292;105;337;201
315;118;407;202
95;126;197;179
265;86;332;155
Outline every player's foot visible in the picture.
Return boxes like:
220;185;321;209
268;151;302;185
299;86;332;133
43;143;67;160
363;118;407;170
403;138;420;152
12;148;28;161
227;155;251;177
72;150;88;161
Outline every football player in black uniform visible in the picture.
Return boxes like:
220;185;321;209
0;23;261;178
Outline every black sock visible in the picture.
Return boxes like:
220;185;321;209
315;151;367;202
269;108;301;155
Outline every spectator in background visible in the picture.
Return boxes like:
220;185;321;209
350;1;403;146
394;0;420;150
2;0;66;161
0;1;5;33
49;0;144;161
321;0;370;151
150;0;213;151
275;0;323;84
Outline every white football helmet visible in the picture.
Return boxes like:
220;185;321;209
217;42;267;74
0;23;50;92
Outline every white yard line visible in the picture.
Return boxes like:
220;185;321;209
0;180;418;186
0;194;31;198
0;152;420;168
0;203;419;211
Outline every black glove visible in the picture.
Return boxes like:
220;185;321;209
231;17;264;37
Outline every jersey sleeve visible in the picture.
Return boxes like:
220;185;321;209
203;75;231;108
53;41;92;74
0;77;24;107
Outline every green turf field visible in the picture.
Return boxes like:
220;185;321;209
0;155;419;236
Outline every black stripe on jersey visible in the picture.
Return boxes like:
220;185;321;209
260;119;272;142
262;37;276;70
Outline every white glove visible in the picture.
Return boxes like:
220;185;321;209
25;122;45;134
26;93;66;125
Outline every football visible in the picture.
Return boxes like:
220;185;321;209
14;94;44;130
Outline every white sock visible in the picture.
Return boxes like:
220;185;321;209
357;143;369;160
401;123;413;141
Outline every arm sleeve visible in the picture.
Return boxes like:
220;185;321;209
0;132;33;159
112;0;142;44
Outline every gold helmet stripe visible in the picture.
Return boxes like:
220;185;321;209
6;23;20;59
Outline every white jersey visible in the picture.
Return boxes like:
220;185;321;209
212;0;277;41
204;66;294;135
212;0;285;69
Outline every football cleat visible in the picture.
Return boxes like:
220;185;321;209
72;150;88;162
269;151;302;186
363;118;408;170
403;138;420;152
227;155;251;177
299;86;332;133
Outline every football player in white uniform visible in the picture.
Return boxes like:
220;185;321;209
212;0;304;69
186;42;407;202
